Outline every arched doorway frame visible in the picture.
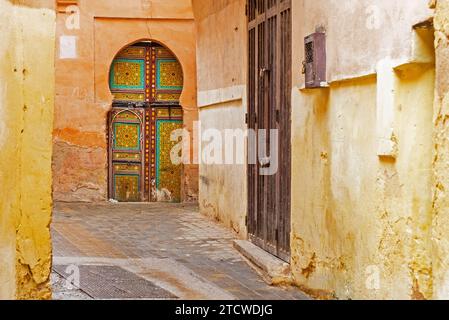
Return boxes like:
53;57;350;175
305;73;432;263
107;39;186;202
92;18;199;203
107;38;186;102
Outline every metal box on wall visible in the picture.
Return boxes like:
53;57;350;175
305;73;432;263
304;32;327;88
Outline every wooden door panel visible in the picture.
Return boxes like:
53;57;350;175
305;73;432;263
109;108;145;202
113;171;141;202
247;0;291;262
155;119;183;202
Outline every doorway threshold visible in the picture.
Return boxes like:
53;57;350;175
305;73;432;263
233;240;292;286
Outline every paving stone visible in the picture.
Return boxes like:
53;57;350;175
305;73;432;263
52;202;310;300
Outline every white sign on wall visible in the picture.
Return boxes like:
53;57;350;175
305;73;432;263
59;35;78;59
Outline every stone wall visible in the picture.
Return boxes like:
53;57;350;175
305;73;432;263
0;0;55;300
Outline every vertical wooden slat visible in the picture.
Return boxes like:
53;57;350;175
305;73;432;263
257;20;264;241
261;0;268;251
273;0;281;258
278;6;292;260
248;0;257;237
266;8;278;251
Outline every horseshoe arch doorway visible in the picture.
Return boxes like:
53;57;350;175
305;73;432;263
108;41;184;203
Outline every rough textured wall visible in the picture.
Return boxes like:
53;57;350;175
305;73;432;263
291;67;435;299
432;0;449;300
0;0;55;300
54;0;198;202
292;0;433;83
192;0;248;237
290;0;435;299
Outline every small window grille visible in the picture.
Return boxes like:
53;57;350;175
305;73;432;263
305;42;314;64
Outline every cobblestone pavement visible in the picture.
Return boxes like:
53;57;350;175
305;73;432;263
52;202;309;300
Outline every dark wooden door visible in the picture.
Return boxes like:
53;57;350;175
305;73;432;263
247;0;292;262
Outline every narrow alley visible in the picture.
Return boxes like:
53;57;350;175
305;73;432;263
51;203;309;300
3;0;449;303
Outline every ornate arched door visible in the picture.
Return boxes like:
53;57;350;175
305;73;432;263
108;42;184;202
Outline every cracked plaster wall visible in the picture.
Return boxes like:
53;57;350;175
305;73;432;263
290;0;436;300
0;0;55;300
431;0;449;300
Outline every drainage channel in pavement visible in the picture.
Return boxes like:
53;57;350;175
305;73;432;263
53;265;178;300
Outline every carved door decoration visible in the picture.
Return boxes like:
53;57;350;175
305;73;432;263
108;42;184;202
109;109;145;202
153;109;183;202
247;0;292;261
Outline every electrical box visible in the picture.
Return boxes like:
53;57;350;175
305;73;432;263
304;32;327;88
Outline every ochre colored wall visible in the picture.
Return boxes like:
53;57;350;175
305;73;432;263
292;0;433;84
54;0;198;202
0;0;55;299
192;0;248;237
290;0;435;300
431;0;449;300
291;67;435;299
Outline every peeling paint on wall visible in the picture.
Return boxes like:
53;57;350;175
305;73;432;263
431;0;449;300
0;0;55;300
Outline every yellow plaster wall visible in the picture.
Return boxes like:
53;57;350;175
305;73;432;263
292;0;433;85
290;1;436;299
291;65;435;299
0;0;55;299
431;0;449;300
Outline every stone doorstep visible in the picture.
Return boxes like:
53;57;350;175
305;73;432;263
233;240;292;286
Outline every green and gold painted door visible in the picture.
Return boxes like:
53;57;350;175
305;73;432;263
154;115;183;202
109;42;184;203
109;108;145;202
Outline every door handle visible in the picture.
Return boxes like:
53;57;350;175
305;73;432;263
259;157;271;168
259;67;269;78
